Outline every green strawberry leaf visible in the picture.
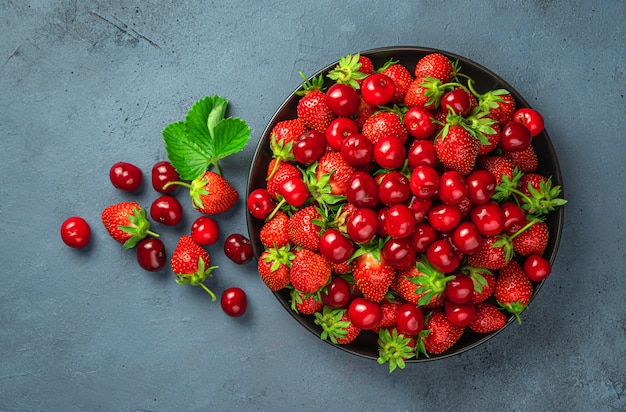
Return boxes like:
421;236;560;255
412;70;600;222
163;121;212;181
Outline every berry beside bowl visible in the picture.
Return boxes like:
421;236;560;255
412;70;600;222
246;46;565;368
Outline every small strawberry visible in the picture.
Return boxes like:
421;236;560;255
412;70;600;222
414;53;457;83
435;122;480;175
478;121;501;155
287;205;323;251
358;55;375;77
403;77;442;110
266;158;302;199
270;118;307;148
511;220;549;256
352;249;396;303
476;155;515;185
467;81;517;125
494;260;534;323
377;327;416;373
461;266;496;303
316;151;356;196
361;110;408;145
466;235;512;270
503;144;538;172
315;306;361;345
493;170;567;217
171;171;238;215
260;210;290;249
289;249;332;294
257;245;293;291
380;61;414;104
354;97;377;130
391;267;422;305
296;73;335;133
290;288;323;315
421;309;464;355
101;202;157;248
326;53;370;89
171;235;217;300
408;259;455;307
378;298;403;328
469;302;507;333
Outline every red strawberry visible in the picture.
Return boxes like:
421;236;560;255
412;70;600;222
407;259;453;307
101;201;156;248
469;302;507;333
414;53;456;83
464;267;496;303
476;155;515;185
478;121;501;155
378;298;403;328
435;124;480;175
391;268;421;305
504;144;538;172
296;73;335;133
314;306;360;345
517;172;548;198
361;111;408;145
352;251;396;303
171;235;217;300
316;151;356;196
260;210;290;249
287;205;323;251
403;77;439;110
358;55;375;76
511;220;549;256
290;288;323;315
421;309;464;355
380;62;414;104
330;260;351;274
257;245;293;291
514;172;567;216
377;327;416;373
266;158;302;199
494;260;534;323
466;236;511;270
354;97;377;130
289;249;331;294
470;87;517;125
327;53;370;89
270;118;307;147
185;171;239;215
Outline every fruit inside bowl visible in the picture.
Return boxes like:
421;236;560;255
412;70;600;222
246;46;565;372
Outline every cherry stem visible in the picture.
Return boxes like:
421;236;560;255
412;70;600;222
508;219;538;241
265;197;286;221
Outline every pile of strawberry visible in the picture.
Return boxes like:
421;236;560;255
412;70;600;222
247;51;566;372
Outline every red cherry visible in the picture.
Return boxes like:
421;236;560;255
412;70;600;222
136;238;166;271
373;135;406;170
325;117;359;151
151;161;179;193
60;216;91;248
385;204;416;239
466;170;497;205
223;234;253;264
523;254;552;281
451;221;484;255
404;106;436;139
110;161;143;192
410;165;439;199
293;130;327;165
221;287;247;317
150;195;183;226
501;121;532;151
326;83;360;116
341;134;374;166
247;188;275;220
320;277;352;308
191;216;220;246
319;228;354;264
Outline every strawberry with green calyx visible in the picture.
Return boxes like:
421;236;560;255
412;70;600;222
464;78;517;125
296;72;335;133
434;113;483;175
492;169;567;217
326;53;369;89
378;60;414;104
270;118;307;149
302;162;346;214
266;158;302;200
361;108;408;145
260;210;290;249
476;155;516;185
467;235;512;270
409;258;456;307
101;202;159;249
162;95;251;179
290;287;323;315
460;265;496;303
315;151;356;196
503;144;538;172
420;309;464;355
510;218;549;257
171;235;218;301
165;170;238;215
494;260;534;323
351;238;397;303
377;327;416;373
258;244;294;291
314;306;360;345
287;205;324;251
289;248;332;294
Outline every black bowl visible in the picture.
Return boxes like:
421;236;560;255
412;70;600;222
246;46;564;362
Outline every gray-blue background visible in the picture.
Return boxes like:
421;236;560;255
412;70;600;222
1;1;624;410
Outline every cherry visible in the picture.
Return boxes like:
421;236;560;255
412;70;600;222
151;161;179;193
426;239;460;273
444;300;476;327
500;121;532;152
293;130;326;165
326;83;360;117
373;135;406;170
150;195;183;226
438;170;468;205
320;277;352;308
407;195;432;224
348;297;382;330
277;176;309;207
523;254;552;282
470;201;505;236
221;287;247;317
325;117;359;151
346;171;379;208
411;222;438;253
376;208;389;237
247;188;275;220
407;139;437;168
346;208;379;244
404;106;436;139
395;303;425;336
410;165;439;199
427;203;462;233
361;73;396;106
136;238;166;271
451;221;484;255
224;234;253;264
385;204;415;239
319;228;354;264
445;274;475;304
501;201;527;234
377;171;411;206
191;216;220;246
466;169;497;205
341;133;374;166
110;161;143;192
441;88;471;116
60;216;91;248
513;108;545;137
382;238;416;270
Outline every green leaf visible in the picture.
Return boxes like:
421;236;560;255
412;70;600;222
186;95;228;144
212;117;252;160
163;121;212;181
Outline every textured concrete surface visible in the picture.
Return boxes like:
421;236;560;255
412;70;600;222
1;1;624;411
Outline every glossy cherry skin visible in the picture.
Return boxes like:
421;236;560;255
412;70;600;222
326;83;360;116
427;203;462;233
501;201;527;234
445;301;476;327
426;239;460;273
361;73;396;106
452;221;484;255
373;135;406;170
60;216;91;248
514;108;545;137
136;238;166;271
348;297;382;330
346;208;379;244
385;204;416;239
470;201;505;236
319;228;354;264
523;254;552;281
221;287;247;317
395;303;425;335
191;216;220;246
277;177;309;207
408;196;432;224
325;117;359;151
466;170;497;205
150;195;183;226
444;274;475;304
293;130;327;165
382;238;416;270
320;277;352;308
247;188;275;220
346;171;379;208
110;161;143;192
341;133;374;166
377;172;411;206
151;161;179;193
500;121;532;151
404;106;436;139
411;222;438;253
410;165;440;199
441;88;471;116
408;139;437;168
438;170;468;205
223;234;254;264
